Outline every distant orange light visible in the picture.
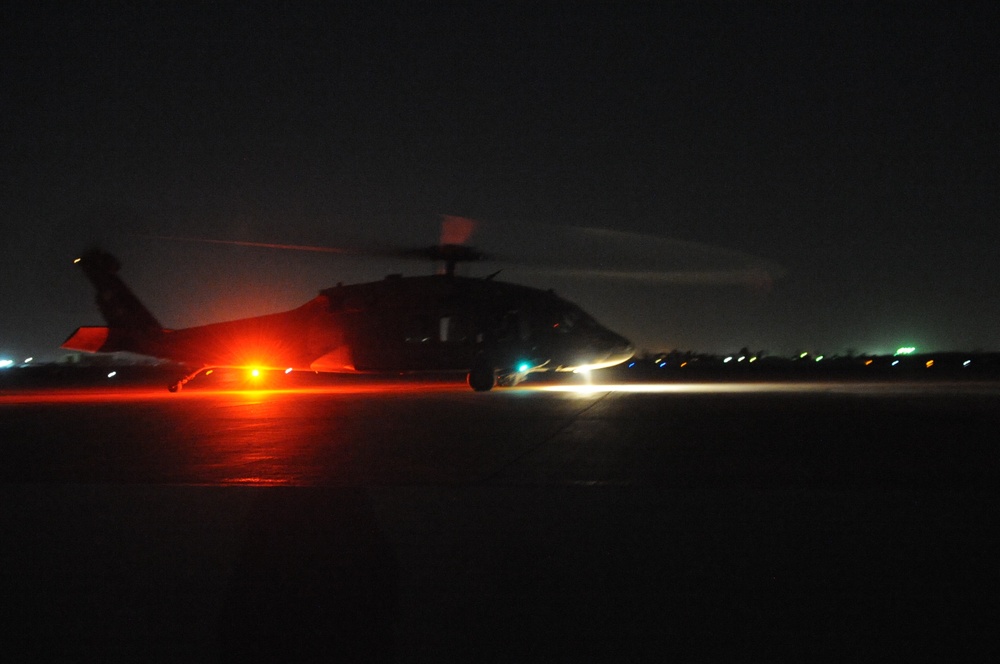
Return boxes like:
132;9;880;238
680;362;688;367
925;360;934;368
865;359;873;366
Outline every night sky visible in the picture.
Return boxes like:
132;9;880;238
3;2;998;361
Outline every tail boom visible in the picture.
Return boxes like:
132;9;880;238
61;325;170;356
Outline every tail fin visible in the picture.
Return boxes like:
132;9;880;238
74;249;162;332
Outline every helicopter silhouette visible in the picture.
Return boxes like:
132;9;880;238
62;218;636;391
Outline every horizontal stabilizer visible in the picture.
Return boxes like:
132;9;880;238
62;326;110;352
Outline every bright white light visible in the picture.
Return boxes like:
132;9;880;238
738;356;745;362
963;360;971;367
24;357;33;364
0;359;14;369
891;360;899;366
107;371;117;378
284;367;293;374
572;358;631;373
895;347;916;356
724;356;733;363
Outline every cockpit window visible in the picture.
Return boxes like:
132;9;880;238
550;307;597;333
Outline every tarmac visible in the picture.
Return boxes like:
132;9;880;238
1;377;997;661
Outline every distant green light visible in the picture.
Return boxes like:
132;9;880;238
799;352;808;358
517;362;530;373
815;355;824;362
895;347;916;356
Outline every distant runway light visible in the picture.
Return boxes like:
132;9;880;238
535;383;869;395
963;360;971;367
724;356;733;363
107;371;116;378
284;367;293;374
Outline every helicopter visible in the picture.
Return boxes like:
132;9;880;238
61;222;636;391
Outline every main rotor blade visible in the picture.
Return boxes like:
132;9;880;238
507;266;780;287
478;225;785;286
142;235;364;255
140;221;784;288
142;233;493;264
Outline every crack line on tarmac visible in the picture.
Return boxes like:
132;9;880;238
478;391;613;485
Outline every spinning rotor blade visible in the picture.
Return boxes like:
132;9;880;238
143;217;783;287
143;230;492;266
477;225;785;288
143;235;363;255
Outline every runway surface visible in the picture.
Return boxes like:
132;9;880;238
1;378;997;661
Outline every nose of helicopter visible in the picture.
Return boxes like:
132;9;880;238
605;333;635;366
573;330;634;372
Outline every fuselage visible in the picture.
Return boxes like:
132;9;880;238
117;275;633;374
63;250;635;389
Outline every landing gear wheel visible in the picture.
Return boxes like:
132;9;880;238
468;359;496;392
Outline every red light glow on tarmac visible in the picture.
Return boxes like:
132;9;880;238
0;381;471;405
